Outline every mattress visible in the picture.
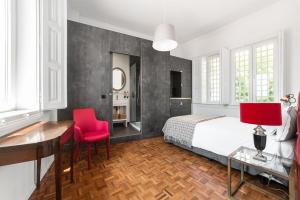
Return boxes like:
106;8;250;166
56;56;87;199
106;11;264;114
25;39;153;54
191;117;295;160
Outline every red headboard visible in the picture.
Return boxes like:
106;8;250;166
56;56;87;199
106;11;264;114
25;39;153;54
296;92;300;199
298;92;300;136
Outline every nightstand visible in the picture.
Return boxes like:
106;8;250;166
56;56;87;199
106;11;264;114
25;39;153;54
228;146;297;200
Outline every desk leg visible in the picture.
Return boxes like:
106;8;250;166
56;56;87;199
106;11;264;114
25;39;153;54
241;163;244;182
36;158;41;188
36;146;42;188
55;143;62;200
70;133;74;183
228;158;232;199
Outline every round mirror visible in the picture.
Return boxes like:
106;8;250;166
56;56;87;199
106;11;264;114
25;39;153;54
113;68;126;91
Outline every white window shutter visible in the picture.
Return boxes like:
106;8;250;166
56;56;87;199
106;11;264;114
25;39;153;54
220;48;230;105
41;0;67;110
192;57;202;104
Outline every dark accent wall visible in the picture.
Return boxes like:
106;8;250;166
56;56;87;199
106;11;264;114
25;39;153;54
170;99;192;117
169;56;192;117
58;21;111;122
141;40;170;137
169;56;192;98
58;20;192;137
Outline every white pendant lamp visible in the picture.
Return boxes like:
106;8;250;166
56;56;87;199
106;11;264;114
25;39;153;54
152;24;178;51
152;0;177;52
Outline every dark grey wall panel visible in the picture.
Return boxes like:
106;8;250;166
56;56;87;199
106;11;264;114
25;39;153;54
58;21;112;121
141;40;170;137
109;31;141;57
169;56;192;98
169;56;192;117
170;99;192;117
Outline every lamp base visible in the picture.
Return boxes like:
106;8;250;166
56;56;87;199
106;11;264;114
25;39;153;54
253;125;267;162
253;150;267;162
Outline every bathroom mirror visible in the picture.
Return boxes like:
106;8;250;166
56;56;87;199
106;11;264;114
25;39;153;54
113;68;126;91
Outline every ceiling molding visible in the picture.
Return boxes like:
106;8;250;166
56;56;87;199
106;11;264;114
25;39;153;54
67;11;153;41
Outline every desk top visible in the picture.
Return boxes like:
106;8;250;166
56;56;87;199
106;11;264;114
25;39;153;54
0;121;73;148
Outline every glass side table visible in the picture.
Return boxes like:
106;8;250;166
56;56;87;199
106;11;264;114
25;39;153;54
228;146;297;200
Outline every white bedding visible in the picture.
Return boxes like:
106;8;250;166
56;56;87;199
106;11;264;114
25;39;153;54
192;117;295;159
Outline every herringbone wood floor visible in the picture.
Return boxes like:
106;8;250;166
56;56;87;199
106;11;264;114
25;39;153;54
29;137;287;200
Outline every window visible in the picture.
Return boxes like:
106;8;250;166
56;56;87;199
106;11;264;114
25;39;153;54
0;0;39;116
232;39;278;103
0;0;14;112
208;55;220;103
254;42;275;102
201;57;207;103
201;54;221;104
232;49;251;103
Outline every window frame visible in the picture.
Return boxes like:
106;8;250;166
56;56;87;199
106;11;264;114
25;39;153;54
0;0;16;113
207;54;221;104
252;38;279;103
199;52;221;105
0;0;42;137
230;37;279;104
231;46;253;105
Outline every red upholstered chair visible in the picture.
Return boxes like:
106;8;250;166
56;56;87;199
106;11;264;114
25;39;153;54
297;93;300;199
73;108;110;169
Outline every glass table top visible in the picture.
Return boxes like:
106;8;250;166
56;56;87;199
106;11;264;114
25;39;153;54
229;146;293;180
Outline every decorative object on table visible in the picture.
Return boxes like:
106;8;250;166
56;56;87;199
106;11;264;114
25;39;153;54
240;103;282;162
280;93;296;106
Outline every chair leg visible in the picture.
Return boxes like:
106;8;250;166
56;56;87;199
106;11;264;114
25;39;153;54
73;143;80;162
106;138;110;160
94;143;97;155
87;144;91;170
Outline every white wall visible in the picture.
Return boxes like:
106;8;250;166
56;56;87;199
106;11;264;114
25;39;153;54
171;0;300;116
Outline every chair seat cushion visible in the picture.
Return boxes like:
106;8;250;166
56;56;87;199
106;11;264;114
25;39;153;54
82;131;109;142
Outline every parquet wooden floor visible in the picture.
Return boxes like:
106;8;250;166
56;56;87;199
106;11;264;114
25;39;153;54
29;137;287;200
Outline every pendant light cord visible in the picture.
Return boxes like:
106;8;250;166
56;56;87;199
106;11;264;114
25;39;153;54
162;0;166;23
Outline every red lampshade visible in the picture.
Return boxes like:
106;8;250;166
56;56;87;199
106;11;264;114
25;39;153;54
240;103;282;126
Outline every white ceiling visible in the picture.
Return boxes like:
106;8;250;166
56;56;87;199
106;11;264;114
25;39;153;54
68;0;280;42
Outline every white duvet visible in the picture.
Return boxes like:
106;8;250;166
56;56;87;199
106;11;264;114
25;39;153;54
191;117;295;159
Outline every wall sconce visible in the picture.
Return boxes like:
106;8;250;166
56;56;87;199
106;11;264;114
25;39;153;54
280;94;296;106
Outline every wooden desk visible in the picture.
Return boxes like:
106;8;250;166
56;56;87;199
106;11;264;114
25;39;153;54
0;121;74;200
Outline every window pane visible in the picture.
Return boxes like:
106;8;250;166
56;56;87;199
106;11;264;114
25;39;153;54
234;50;250;102
201;57;207;103
255;42;275;102
208;55;220;102
0;0;6;110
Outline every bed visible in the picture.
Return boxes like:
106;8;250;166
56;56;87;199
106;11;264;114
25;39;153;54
163;93;300;192
164;116;296;174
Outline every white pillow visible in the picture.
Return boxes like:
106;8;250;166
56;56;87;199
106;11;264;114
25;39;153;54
276;106;297;141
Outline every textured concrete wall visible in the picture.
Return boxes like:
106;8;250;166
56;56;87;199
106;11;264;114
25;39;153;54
169;56;192;98
58;21;111;122
169;56;192;117
58;20;192;137
140;40;170;137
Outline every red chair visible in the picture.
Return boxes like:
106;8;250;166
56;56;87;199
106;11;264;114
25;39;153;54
73;108;110;169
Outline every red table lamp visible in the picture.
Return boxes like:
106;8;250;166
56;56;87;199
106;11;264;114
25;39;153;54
240;103;282;162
